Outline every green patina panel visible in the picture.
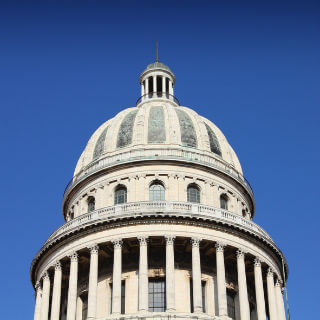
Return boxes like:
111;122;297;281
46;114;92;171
148;106;166;143
116;110;138;148
175;109;197;148
205;123;222;156
93;125;109;160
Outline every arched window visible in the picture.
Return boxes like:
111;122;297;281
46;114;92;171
187;184;200;203
114;185;127;205
149;181;165;201
87;197;95;212
220;194;228;210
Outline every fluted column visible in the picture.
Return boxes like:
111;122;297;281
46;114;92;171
191;238;202;313
112;239;123;314
34;282;42;320
87;244;99;320
236;249;250;320
275;279;286;320
215;242;228;316
165;235;176;311
138;236;149;312
267;268;278;320
67;252;78;320
40;272;50;320
254;258;266;320
50;261;62;320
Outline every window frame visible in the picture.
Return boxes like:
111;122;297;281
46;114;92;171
114;185;127;205
149;181;165;201
187;184;201;203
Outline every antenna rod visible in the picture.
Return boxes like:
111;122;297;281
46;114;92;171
156;40;159;62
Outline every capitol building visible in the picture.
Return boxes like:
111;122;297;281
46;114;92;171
31;59;288;320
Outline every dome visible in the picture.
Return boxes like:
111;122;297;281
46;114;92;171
145;61;173;73
74;102;243;177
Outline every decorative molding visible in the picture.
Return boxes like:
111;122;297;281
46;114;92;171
42;271;49;281
254;257;261;267
267;267;274;277
236;249;246;259
54;260;62;271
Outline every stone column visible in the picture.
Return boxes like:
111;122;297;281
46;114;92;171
162;76;166;94
67;252;78;320
34;282;42;320
50;261;62;320
254;258;266;320
87;244;99;320
141;81;144;97
138;236;148;312
236;249;250;320
275;279;286;320
112;239;123;315
40;272;50;320
215;242;228;316
165;235;176;312
169;80;173;95
153;75;157;94
266;268;278;320
191;238;203;313
145;78;149;95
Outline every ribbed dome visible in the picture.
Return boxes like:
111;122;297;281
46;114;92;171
145;61;172;73
74;102;243;177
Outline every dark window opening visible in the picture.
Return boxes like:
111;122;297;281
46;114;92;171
88;197;95;212
149;181;165;201
166;78;169;95
220;194;228;210
114;186;127;205
148;77;153;95
187;184;200;203
157;76;162;96
149;278;166;312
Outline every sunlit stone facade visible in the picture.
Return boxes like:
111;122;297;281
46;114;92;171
31;60;288;320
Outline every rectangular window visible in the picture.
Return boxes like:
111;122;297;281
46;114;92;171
148;278;166;312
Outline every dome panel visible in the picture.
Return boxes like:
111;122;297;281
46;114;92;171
148;106;166;143
175;108;197;148
116;109;138;148
204;123;222;156
92;125;109;160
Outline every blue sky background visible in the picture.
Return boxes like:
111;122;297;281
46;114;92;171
0;0;319;318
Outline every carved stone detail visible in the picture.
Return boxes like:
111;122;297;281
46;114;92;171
54;260;62;271
112;239;123;249
190;237;201;247
267;267;274;277
88;243;99;254
254;257;261;267
68;251;78;262
215;242;226;252
165;235;175;245
137;236;149;246
236;249;246;259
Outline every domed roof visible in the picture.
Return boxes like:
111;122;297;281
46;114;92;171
145;61;173;73
74;102;243;177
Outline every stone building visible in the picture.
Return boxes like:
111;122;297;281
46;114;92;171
30;59;288;320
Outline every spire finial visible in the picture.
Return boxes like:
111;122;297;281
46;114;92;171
156;40;159;62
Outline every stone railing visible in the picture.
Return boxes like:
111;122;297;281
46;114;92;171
46;201;271;246
63;146;253;202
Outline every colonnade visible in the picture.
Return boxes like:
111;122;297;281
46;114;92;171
141;75;174;97
34;237;286;320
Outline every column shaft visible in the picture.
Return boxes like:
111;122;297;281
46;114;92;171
215;243;228;316
267;269;278;320
165;236;176;311
236;250;250;320
40;273;50;320
112;239;123;314
169;80;173;95
191;238;203;313
87;244;99;319
254;258;266;320
162;76;166;94
138;237;149;312
33;283;42;320
153;75;157;94
145;78;149;95
275;280;286;320
50;262;62;320
67;252;78;320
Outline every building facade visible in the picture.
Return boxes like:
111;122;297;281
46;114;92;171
30;60;288;320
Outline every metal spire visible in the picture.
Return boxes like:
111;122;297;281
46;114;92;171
156;40;159;62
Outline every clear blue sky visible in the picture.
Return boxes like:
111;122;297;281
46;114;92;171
0;1;319;318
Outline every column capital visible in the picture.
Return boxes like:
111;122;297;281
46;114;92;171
68;251;78;262
35;281;42;291
54;260;62;271
215;242;226;252
165;235;175;245
137;236;149;246
236;249;246;259
275;278;282;287
112;239;123;249
267;267;274;277
88;243;99;254
254;257;261;267
42;271;50;281
190;237;201;247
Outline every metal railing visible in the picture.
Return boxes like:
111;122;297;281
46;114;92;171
62;146;254;203
46;201;271;246
136;92;180;106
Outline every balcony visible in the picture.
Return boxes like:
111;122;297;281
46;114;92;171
46;201;272;246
